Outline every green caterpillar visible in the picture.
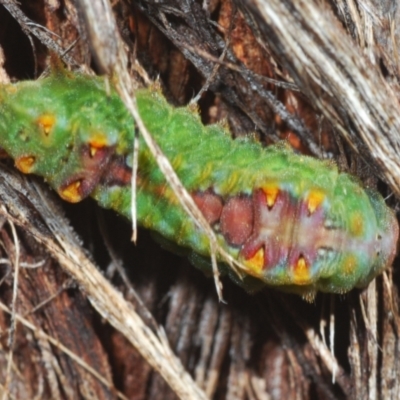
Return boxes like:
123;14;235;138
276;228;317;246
0;72;398;297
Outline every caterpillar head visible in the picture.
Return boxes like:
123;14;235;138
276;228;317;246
360;188;399;286
0;74;133;202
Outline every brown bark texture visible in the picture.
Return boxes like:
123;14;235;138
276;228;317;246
0;0;399;399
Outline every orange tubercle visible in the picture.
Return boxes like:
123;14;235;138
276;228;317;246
243;247;265;274
59;180;82;203
293;256;310;284
307;189;325;214
37;114;56;136
262;185;279;208
171;154;183;170
88;133;109;156
15;156;36;174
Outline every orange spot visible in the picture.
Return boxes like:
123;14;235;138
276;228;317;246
59;181;82;203
198;162;213;182
172;154;183;170
15;156;35;174
37;114;56;136
293;256;310;284
262;185;279;208
349;213;364;237
244;247;265;274
307;190;325;214
88;133;108;156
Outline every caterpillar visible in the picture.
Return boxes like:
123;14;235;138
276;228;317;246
0;72;398;297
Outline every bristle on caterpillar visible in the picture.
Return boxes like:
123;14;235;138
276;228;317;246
0;73;398;297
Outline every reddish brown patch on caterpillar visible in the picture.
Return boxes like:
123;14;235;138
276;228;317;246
0;148;10;159
239;188;331;277
220;196;254;246
79;145;113;195
58;144;113;202
192;191;223;225
101;156;132;186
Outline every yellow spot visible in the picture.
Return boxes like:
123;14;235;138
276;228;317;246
293;256;310;284
15;156;35;174
89;133;109;157
342;255;357;276
90;147;97;157
262;185;279;208
37;114;56;136
198;162;213;183
349;212;364;237
243;247;265;274
224;172;239;193
172;154;183;170
307;189;325;214
59;181;82;203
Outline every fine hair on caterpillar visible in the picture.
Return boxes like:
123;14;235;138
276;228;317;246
0;72;398;299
